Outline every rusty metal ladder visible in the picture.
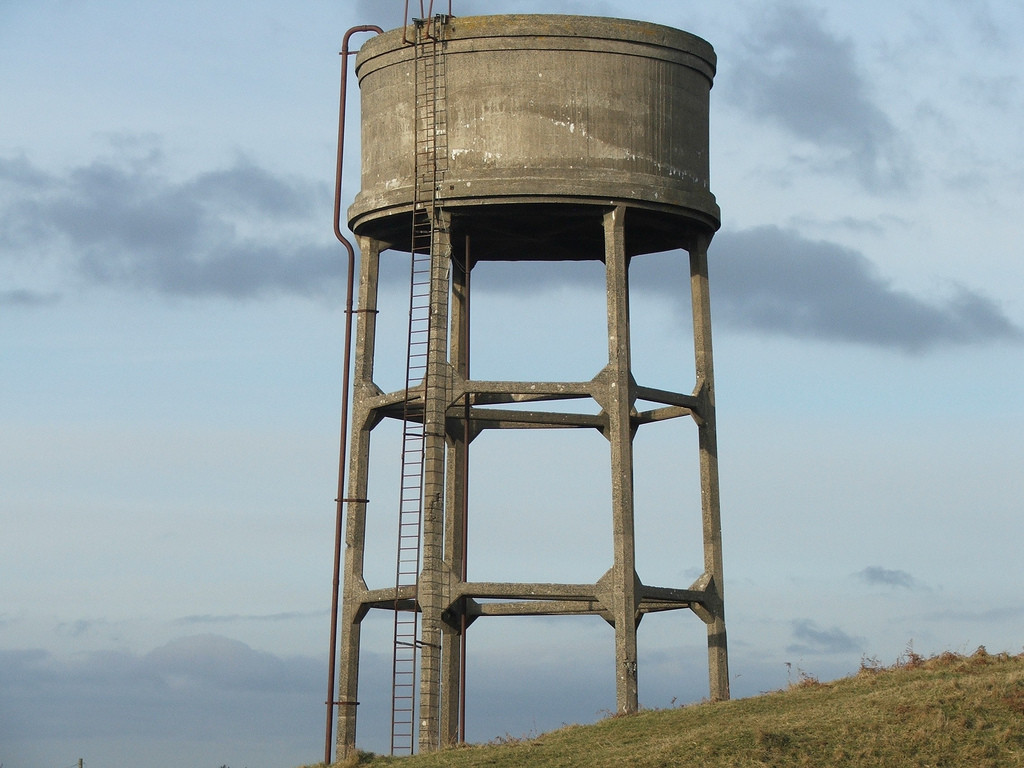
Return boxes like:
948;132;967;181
391;13;449;756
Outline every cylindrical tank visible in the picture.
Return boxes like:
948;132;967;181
350;14;719;258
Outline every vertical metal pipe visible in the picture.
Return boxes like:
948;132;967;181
325;23;382;766
402;1;429;44
335;236;382;759
458;233;471;744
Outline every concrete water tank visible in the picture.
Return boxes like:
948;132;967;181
349;14;720;257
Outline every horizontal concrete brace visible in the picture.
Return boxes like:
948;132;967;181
359;388;422;414
470;407;605;430
640;584;712;605
355;581;712;606
353;585;417;612
638;601;692;614
634;405;694;425
634;385;701;410
467;599;606;617
457;581;601;602
362;380;596;415
467;380;594;403
644;576;724;622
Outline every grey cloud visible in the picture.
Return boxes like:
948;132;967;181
787;619;863;655
0;149;341;300
405;225;1021;353
77;240;340;298
56;618;98;637
729;4;912;191
145;634;311;693
702;226;1023;352
175;610;325;625
184;161;316;218
1;289;61;306
0;154;53;187
5;150;1019;354
857;566;917;589
0;636;321;746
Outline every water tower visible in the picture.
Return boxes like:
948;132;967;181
331;13;728;758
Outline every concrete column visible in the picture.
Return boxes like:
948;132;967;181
418;212;453;751
336;236;383;758
603;206;640;714
689;233;730;701
440;235;470;746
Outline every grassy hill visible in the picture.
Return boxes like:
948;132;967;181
319;648;1024;767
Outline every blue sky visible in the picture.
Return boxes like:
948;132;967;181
2;0;1023;766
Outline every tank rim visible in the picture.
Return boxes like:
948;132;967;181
355;14;716;75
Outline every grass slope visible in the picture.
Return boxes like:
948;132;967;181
321;648;1024;768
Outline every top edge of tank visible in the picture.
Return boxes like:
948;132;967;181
355;14;716;67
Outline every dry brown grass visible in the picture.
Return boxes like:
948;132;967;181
314;648;1024;768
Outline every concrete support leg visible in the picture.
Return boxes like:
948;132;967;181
439;619;461;748
336;236;383;758
689;234;730;701
603;206;640;714
441;237;470;747
418;212;453;752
